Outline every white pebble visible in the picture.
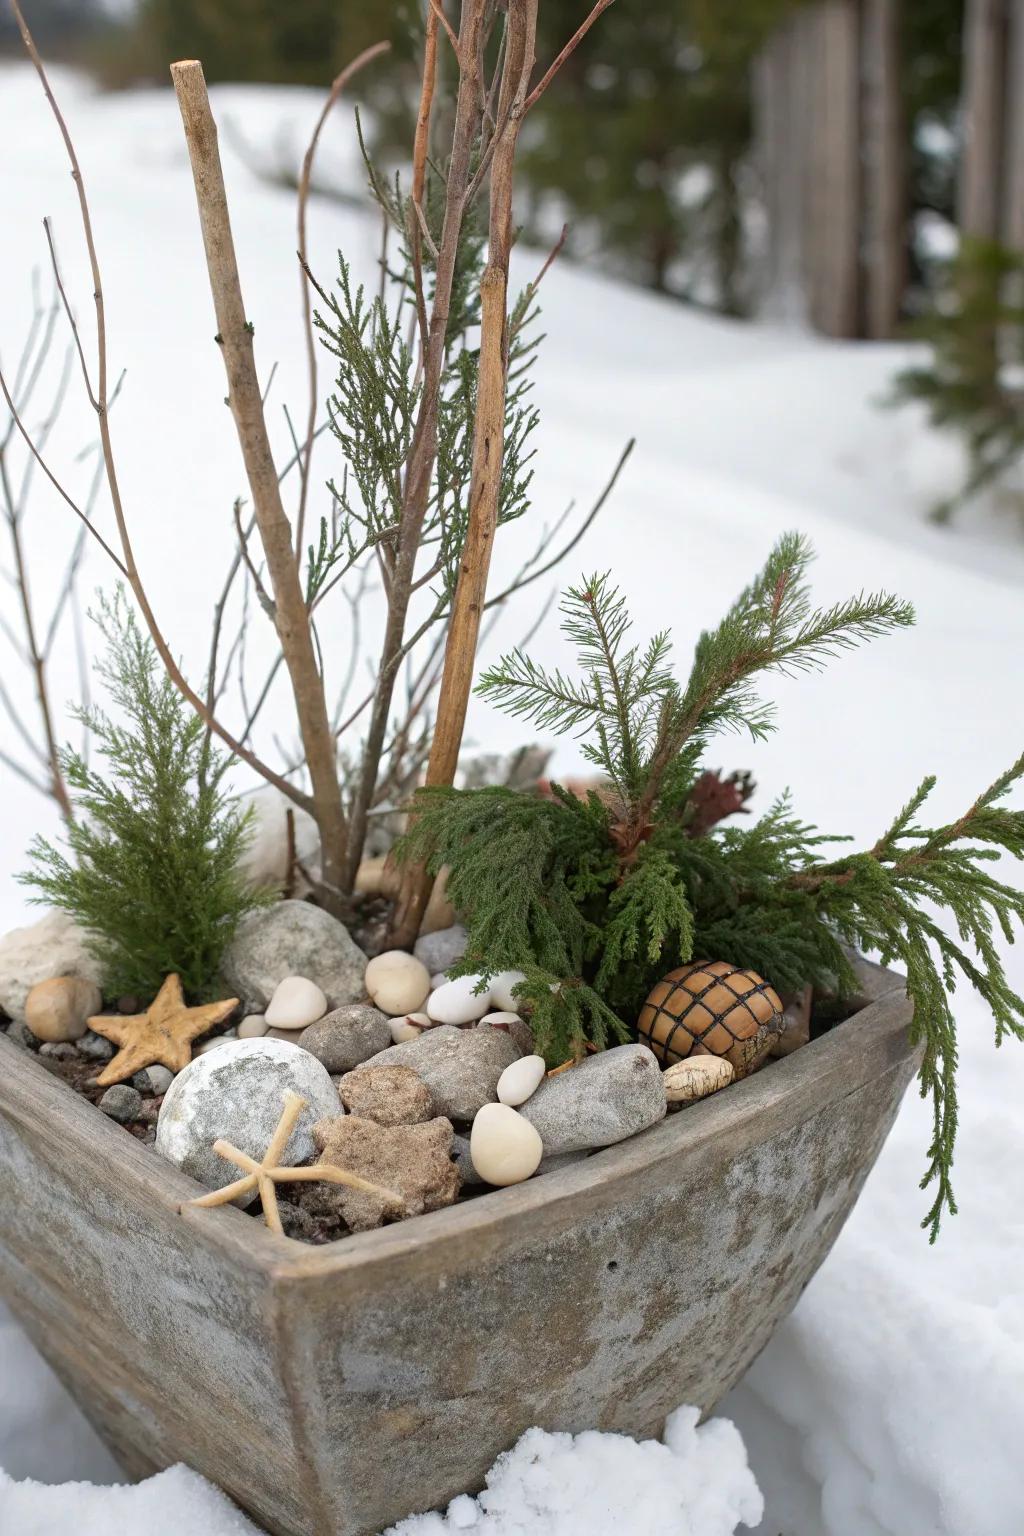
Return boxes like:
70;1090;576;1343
238;1014;269;1039
427;973;492;1025
389;1013;428;1044
470;1102;543;1186
431;973;447;990
489;969;527;1012
481;1011;525;1028
364;950;431;1015
194;1035;242;1056
264;975;328;1030
497;1054;546;1107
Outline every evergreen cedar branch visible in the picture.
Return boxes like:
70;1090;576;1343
20;593;270;1000
397;533;1024;1239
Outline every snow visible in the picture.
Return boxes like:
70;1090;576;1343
1;63;1023;1536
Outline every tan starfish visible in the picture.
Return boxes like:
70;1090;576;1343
187;1089;405;1235
89;973;238;1087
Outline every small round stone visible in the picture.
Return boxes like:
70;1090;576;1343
489;970;527;1013
390;1013;428;1044
470;1102;543;1186
663;1055;734;1104
298;1004;390;1073
77;1030;115;1063
338;1063;435;1126
265;975;328;1030
238;1014;269;1039
427;974;492;1026
98;1084;142;1124
364;950;431;1016
496;1053;546;1107
24;976;102;1043
479;1013;534;1055
132;1064;174;1096
194;1033;240;1056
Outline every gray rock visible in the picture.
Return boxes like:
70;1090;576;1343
77;1030;115;1062
413;924;468;976
519;1044;666;1155
155;1036;341;1204
133;1064;174;1096
3;1019;37;1051
450;1132;483;1185
298;1005;390;1074
358;1024;521;1123
39;1041;78;1060
477;1014;534;1056
221;899;367;1013
535;1150;590;1177
0;909;105;1024
99;1084;143;1124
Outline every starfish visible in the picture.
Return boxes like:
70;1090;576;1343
88;973;238;1087
187;1090;405;1235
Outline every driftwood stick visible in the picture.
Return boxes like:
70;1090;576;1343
390;1;539;946
170;59;349;905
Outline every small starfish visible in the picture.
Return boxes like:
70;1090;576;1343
186;1090;405;1235
89;973;238;1087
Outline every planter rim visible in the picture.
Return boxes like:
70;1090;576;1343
0;956;912;1281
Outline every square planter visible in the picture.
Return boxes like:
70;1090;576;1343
0;956;918;1536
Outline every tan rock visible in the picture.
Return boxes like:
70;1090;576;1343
25;976;102;1043
310;1114;460;1231
338;1064;435;1126
663;1055;734;1105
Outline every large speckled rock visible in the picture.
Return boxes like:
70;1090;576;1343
0;910;105;1025
310;1114;460;1231
300;1005;391;1074
350;1024;521;1123
220;900;366;1013
155;1037;340;1204
519;1044;666;1155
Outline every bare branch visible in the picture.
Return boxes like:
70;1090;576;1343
295;39;390;555
524;0;619;113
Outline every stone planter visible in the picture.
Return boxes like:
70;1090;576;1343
0;956;918;1536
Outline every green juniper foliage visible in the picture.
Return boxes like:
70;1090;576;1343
21;592;269;1000
398;535;1024;1239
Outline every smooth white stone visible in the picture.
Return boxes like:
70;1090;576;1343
480;1011;525;1028
470;1102;543;1187
389;1014;427;1043
496;1053;546;1107
426;973;492;1025
489;969;527;1012
238;1014;269;1039
194;1035;242;1055
431;973;447;990
264;975;328;1030
364;950;431;1015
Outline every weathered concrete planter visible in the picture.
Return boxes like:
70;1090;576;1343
0;957;918;1536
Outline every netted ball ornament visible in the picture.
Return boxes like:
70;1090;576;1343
638;960;784;1079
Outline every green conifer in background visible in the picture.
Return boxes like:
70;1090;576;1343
21;591;270;1001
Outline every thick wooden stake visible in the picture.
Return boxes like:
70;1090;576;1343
170;60;348;906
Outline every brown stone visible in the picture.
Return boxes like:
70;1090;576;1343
24;976;102;1043
338;1064;435;1126
311;1114;460;1231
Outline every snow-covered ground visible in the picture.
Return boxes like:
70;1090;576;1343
1;64;1022;1536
